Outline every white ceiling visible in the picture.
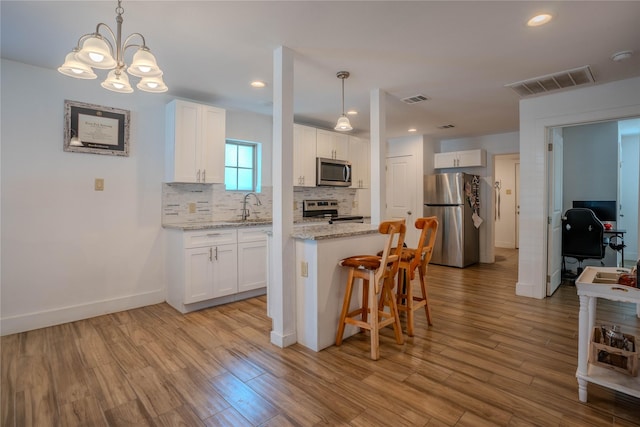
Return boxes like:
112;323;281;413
2;1;640;140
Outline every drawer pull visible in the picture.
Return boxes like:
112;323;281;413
206;233;222;237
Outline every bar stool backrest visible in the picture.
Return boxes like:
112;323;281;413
412;217;439;272
376;219;406;293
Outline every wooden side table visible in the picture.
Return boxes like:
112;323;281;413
576;266;640;402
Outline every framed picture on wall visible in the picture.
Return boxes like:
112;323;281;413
63;100;130;156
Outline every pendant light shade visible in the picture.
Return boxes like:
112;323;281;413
101;69;134;93
334;71;353;132
137;76;168;93
59;0;167;94
76;36;116;69
127;48;162;77
335;115;353;132
58;49;97;79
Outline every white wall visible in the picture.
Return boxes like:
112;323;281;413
0;59;273;334
438;132;520;262
518;76;640;299
562;121;618;212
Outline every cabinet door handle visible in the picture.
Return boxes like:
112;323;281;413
215;246;218;261
197;169;201;182
209;247;213;261
202;169;206;182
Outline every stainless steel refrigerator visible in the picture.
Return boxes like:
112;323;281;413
424;173;479;267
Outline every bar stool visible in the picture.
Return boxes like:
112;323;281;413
335;220;406;360
395;217;438;336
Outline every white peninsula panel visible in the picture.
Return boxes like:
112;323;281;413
292;223;384;351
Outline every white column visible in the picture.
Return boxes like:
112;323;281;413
370;89;386;225
270;46;297;347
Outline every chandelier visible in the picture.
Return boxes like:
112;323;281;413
58;0;167;93
334;71;353;132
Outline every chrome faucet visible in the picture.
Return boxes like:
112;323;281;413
241;192;262;220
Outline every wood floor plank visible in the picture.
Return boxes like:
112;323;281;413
208;372;279;426
2;248;639;426
58;396;108;427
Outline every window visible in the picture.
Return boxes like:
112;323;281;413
225;140;258;191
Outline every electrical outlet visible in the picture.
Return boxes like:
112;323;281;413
293;201;298;211
94;178;104;191
506;189;512;195
188;202;196;214
301;261;308;277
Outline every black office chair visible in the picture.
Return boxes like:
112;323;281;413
562;208;606;277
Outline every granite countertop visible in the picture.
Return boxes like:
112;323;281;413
163;219;378;240
291;223;379;240
163;219;273;230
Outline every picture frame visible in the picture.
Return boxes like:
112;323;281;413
64;100;130;156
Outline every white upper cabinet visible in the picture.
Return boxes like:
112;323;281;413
166;99;226;183
293;124;317;187
348;136;370;189
434;149;486;169
316;129;349;160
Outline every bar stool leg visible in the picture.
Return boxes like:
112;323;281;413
418;265;432;326
368;271;380;360
336;268;356;346
406;272;415;337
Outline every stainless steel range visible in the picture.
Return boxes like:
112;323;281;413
302;199;364;224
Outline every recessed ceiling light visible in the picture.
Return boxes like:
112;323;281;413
408;128;417;132
527;13;552;27
611;50;633;62
250;81;266;88
346;110;358;115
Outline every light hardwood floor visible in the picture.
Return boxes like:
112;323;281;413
2;248;639;426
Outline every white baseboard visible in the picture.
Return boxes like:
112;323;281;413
1;289;165;336
270;330;297;348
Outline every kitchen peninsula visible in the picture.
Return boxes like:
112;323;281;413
290;222;385;351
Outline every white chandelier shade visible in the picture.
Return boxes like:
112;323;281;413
58;49;97;79
76;36;117;69
101;69;134;93
137;76;168;93
59;0;167;94
127;48;162;78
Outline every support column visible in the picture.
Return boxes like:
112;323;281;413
370;89;386;225
270;46;297;347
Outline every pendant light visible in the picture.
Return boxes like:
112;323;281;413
58;0;167;93
334;71;353;132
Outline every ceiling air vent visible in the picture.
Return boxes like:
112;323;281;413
401;94;429;104
438;124;455;129
505;65;595;97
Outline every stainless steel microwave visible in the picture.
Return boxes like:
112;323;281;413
316;157;352;187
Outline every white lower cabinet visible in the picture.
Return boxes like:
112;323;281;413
237;227;268;292
167;226;269;313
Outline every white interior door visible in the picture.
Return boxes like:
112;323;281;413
386;155;417;247
547;128;563;296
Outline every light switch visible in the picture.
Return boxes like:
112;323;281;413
94;178;104;191
301;261;308;277
188;203;196;214
506;189;512;195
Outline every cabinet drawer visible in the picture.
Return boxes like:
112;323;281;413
184;229;237;248
238;227;270;243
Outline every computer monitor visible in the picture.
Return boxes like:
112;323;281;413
572;200;617;222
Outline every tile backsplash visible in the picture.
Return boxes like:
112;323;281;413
162;183;357;224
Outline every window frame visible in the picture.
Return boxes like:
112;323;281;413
225;139;258;192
